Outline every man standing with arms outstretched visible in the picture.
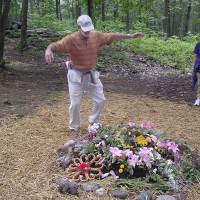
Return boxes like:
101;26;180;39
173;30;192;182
45;14;144;134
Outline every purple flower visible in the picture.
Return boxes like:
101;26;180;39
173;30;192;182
178;178;184;184
109;147;123;158
178;165;183;171
128;155;140;168
123;149;134;159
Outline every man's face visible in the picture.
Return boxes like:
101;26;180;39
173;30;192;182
79;27;91;38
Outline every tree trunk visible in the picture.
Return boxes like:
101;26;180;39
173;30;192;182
162;0;170;37
170;0;176;36
0;0;11;70
126;9;130;31
75;3;81;20
179;0;185;39
114;3;118;19
56;0;59;19
56;0;62;20
186;0;194;33
17;0;28;52
29;0;33;14
87;0;93;19
102;1;105;21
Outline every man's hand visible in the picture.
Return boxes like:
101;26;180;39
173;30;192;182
45;49;54;64
131;32;145;38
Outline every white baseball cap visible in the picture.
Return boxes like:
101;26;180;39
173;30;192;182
77;14;94;32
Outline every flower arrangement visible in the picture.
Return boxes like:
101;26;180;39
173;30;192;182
68;122;198;191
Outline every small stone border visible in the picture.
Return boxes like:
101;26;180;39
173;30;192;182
55;175;186;200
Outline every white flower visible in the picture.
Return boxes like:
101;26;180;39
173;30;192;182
153;168;157;173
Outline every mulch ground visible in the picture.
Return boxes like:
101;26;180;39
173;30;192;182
1;92;200;200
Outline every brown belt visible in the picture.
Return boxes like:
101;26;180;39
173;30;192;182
68;62;96;84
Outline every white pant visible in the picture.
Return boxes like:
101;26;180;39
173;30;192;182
67;68;106;130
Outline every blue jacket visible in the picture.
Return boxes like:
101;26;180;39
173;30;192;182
192;57;200;91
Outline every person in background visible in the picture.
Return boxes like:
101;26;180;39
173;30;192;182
45;14;144;134
192;41;200;106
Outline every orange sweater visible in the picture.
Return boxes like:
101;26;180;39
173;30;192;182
54;30;114;71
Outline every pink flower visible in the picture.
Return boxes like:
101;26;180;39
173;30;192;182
109;147;123;158
128;122;136;127
164;140;172;148
122;127;128;131
151;135;157;143
88;123;100;133
146;136;151;143
123;149;133;158
128;155;140;168
138;147;152;158
146;135;157;143
157;140;170;149
140;122;152;129
138;147;153;168
168;142;179;154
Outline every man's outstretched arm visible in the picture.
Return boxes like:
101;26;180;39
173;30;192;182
112;32;144;40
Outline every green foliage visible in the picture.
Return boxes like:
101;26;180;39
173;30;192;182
96;19;125;32
28;14;76;32
124;36;195;73
97;41;131;71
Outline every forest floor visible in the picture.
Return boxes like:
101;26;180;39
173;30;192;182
0;38;200;200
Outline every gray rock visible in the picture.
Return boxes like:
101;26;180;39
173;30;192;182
56;155;72;168
156;195;177;200
3;99;12;105
57;140;76;155
64;140;76;147
108;190;128;199
95;188;106;196
81;183;100;191
133;191;153;200
56;176;78;195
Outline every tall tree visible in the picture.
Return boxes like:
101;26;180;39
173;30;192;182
29;0;33;14
113;2;118;19
75;2;81;20
186;0;194;33
56;0;62;20
0;0;11;70
179;0;185;38
17;0;28;52
87;0;93;19
163;0;170;37
102;0;105;22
